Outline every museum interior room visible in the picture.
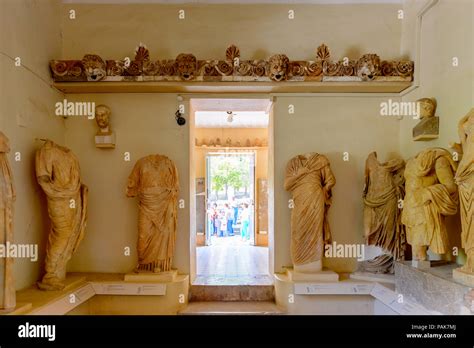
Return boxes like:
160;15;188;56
0;0;473;316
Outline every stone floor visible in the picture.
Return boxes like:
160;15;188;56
195;235;271;286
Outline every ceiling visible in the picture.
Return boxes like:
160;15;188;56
192;98;270;128
195;111;269;128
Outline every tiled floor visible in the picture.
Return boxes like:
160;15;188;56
195;235;271;285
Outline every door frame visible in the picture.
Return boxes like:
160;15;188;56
189;97;274;284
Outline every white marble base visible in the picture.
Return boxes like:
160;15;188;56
95;133;116;148
453;267;474;287
287;269;339;282
124;270;177;283
411;259;431;269
293;260;322;273
350;271;395;284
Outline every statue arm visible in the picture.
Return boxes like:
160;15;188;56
126;161;141;197
322;165;336;202
458;112;472;148
435;157;457;194
284;158;303;191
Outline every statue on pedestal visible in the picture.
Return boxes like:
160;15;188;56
284;153;336;273
36;140;88;290
362;152;406;273
452;109;474;285
126;155;179;273
401;148;458;262
94;104;116;148
0;132;15;310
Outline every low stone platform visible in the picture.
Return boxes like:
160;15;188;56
395;261;473;315
190;284;275;302
179;301;283;315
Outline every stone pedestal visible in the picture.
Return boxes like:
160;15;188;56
411;259;431;269
286;268;339;282
350;271;395;284
95;133;116;148
395;261;472;315
412;116;439;141
124;270;178;282
453;267;474;287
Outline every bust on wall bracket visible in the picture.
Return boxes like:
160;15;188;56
412;98;439;141
94;104;116;149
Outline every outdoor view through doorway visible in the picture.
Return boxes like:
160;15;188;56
192;99;271;286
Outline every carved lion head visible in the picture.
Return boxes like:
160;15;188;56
82;54;106;82
357;54;381;81
176;54;197;80
268;54;290;81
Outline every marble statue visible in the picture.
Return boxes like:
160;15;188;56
0;132;15;310
401;148;458;262
126;155;179;273
36;140;88;290
362;152;406;273
413;97;439;141
94;104;116;148
284;153;336;272
452;109;474;283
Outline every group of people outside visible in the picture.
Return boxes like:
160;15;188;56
208;198;251;240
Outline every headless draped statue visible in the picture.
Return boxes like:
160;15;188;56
126;155;179;273
362;152;406;273
0;132;15;310
36;140;88;290
284;153;336;273
453;109;474;279
401;148;458;261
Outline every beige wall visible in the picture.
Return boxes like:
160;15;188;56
400;0;473;157
64;94;191;274
60;3;402;61
58;2;405;276
0;0;64;290
273;97;401;272
399;0;473;256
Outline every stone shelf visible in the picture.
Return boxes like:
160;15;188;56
52;81;412;94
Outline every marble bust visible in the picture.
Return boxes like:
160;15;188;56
94;104;116;148
413;97;439;141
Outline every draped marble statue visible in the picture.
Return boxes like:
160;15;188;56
36;140;88;290
362;152;406;273
0;132;15;310
401;148;458;262
284;153;336;272
126;155;179;273
452;109;474;284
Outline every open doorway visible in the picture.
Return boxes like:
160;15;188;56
191;98;272;286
